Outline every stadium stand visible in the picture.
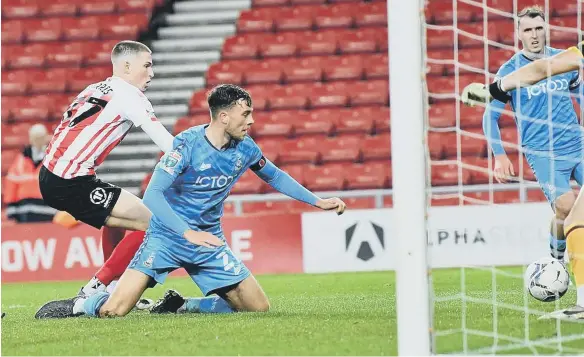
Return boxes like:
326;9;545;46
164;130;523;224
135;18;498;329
2;0;580;218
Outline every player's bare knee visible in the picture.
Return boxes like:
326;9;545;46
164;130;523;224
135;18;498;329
253;298;270;313
555;191;576;219
100;299;132;317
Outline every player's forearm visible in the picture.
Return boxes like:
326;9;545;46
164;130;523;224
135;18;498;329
254;161;319;206
143;170;190;236
499;49;583;92
482;102;506;156
140;120;175;154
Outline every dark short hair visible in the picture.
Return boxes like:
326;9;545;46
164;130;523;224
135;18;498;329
517;5;545;27
207;84;252;119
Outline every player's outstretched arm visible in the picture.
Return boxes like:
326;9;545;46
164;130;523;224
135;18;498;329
140;120;175;153
251;158;346;215
462;43;583;106
498;46;583;93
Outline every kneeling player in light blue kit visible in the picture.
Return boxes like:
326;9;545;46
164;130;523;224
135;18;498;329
36;84;346;318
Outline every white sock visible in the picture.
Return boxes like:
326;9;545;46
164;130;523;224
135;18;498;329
577;285;584;307
81;277;105;296
106;280;118;294
73;298;87;315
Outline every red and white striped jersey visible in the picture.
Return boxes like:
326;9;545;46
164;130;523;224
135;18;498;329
44;76;157;179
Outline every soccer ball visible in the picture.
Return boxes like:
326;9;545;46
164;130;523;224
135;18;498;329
524;257;570;302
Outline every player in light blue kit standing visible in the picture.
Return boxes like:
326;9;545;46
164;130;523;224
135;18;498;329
482;6;583;261
36;84;347;318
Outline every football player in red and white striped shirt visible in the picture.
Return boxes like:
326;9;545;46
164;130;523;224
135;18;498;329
39;41;174;272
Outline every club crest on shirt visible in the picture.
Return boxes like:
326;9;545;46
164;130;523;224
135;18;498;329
234;153;243;171
161;150;182;175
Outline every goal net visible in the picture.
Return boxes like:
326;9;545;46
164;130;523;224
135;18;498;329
419;0;584;354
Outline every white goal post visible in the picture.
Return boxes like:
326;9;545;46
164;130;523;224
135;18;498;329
388;0;433;355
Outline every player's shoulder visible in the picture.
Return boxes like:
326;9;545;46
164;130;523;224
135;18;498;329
548;46;566;56
174;125;205;150
496;52;522;76
238;134;261;153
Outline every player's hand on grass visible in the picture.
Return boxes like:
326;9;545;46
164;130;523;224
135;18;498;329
461;83;492;107
183;230;224;248
494;154;515;183
316;197;347;215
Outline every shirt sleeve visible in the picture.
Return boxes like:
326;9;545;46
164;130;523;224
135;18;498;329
124;92;156;128
142;135;192;236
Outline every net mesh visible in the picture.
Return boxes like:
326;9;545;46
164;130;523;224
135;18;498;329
422;0;584;354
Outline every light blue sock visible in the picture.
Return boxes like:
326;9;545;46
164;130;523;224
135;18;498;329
83;292;110;317
181;296;234;314
549;234;567;259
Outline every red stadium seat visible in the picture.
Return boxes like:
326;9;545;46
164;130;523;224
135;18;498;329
237;8;276;33
206;60;249;87
62;17;101;41
30;69;69;94
549;16;580;44
310;82;349;108
100;13;149;39
259;32;299;57
2;20;23;44
429;103;456;129
294;110;334;136
189;90;210;114
365;53;388;79
251;111;293;138
85;40;120;65
314;3;355;29
428;131;449;159
460;103;484;129
553;2;580;16
245;58;284;85
278;136;320;164
46;41;87;67
117;0;157;13
426;27;455;49
2;70;30;95
10;95;50;122
297;30;338;56
355;2;387;27
350;80;389;106
322;55;364;81
282;57;323;82
2;0;39;19
222;34;262;59
275;6;315;31
252;0;290;6
338;29;377;54
269;84;309;110
448;129;486;157
68;66;110;92
79;0;117;15
327;107;375;134
6;44;47;69
461;156;491;184
425;1;476;24
361;133;391;161
304;164;346;191
38;0;79;16
319;135;361;163
345;161;390;190
290;0;327;4
254;138;283;163
24;18;63;42
431;162;472;186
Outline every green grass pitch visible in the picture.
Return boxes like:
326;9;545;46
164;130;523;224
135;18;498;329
2;269;583;355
